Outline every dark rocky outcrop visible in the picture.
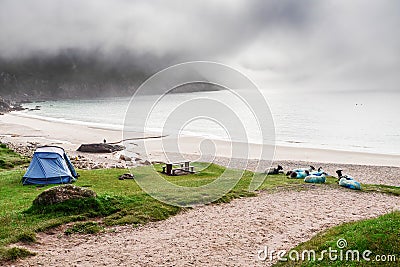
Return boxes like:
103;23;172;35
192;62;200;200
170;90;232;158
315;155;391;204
0;97;25;114
33;184;97;206
77;143;125;153
0;98;10;112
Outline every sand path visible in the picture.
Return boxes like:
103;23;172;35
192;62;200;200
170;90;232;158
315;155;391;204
14;188;399;267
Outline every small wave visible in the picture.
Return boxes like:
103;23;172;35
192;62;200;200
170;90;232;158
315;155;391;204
12;111;123;131
350;145;372;149
285;140;304;144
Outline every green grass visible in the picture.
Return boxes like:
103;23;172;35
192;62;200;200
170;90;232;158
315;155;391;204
273;211;400;267
64;221;104;235
0;247;36;262
362;184;400;196
0;153;399;263
0;143;29;170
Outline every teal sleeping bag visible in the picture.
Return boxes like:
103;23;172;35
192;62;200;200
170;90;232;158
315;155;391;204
304;174;326;183
289;171;308;179
339;178;361;190
310;170;327;176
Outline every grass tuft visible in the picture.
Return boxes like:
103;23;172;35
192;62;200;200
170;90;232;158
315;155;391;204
65;222;104;235
273;211;400;266
16;232;36;244
0;247;36;262
0;143;29;170
25;195;121;217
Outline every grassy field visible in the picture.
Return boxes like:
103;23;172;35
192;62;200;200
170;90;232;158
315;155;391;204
0;143;399;263
273;211;400;267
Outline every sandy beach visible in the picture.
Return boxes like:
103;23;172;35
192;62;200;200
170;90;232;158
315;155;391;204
1;112;399;266
2;113;400;167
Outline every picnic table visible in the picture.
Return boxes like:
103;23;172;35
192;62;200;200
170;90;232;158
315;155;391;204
162;161;195;176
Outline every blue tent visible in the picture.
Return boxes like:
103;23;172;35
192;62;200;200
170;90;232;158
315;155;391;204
22;146;78;185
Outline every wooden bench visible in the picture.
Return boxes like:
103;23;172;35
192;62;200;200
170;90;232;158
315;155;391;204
162;161;195;176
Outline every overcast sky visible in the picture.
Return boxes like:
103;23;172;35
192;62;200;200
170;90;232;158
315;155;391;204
0;0;399;92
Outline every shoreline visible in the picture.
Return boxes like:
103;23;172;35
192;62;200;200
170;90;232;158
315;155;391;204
1;112;400;168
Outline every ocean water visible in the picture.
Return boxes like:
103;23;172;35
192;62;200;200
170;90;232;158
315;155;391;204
17;89;400;155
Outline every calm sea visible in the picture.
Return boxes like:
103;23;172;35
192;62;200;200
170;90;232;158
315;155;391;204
17;90;400;155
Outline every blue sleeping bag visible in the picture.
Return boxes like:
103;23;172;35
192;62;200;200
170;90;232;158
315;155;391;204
304;174;326;183
290;171;308;179
310;170;327;176
339;177;361;190
292;168;309;173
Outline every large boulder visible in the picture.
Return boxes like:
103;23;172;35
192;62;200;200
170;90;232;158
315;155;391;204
0;98;11;113
0;98;25;113
33;185;97;205
77;143;125;153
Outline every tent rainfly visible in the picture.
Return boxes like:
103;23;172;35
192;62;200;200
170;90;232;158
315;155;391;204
22;146;78;185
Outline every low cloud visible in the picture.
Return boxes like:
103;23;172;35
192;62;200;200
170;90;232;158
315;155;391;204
0;0;399;94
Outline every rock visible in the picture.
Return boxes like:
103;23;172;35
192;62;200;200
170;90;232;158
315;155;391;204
120;154;132;161
2;141;37;157
118;173;135;180
142;160;151;166
0;98;11;112
0;98;25;113
12;105;25;111
92;164;101;169
33;185;97;206
127;160;137;165
115;164;125;169
77;143;125;153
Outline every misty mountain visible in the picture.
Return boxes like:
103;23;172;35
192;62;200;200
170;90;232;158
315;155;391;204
0;49;227;101
0;49;157;100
